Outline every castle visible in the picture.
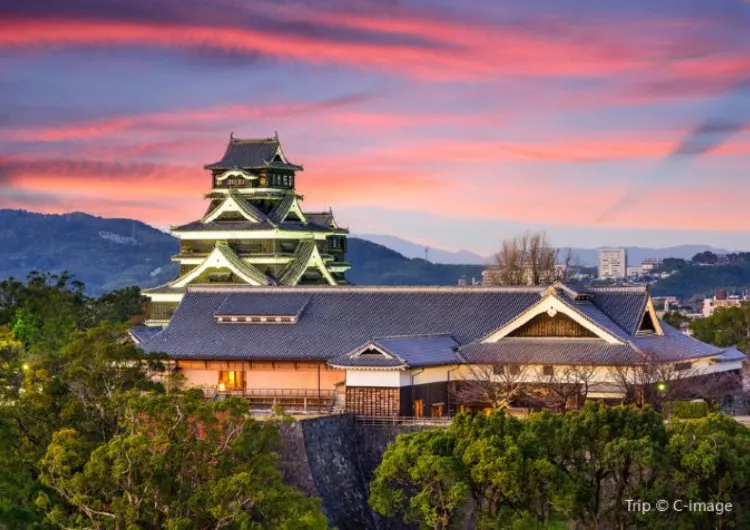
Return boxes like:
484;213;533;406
132;135;745;417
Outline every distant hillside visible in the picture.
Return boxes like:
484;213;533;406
0;210;178;294
0;210;483;293
358;233;734;267
346;238;483;285
650;264;750;299
356;233;489;265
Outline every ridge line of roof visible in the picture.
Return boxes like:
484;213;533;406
185;285;547;294
372;333;456;340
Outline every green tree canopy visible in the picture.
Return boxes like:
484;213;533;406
689;304;750;351
370;404;750;529
39;391;327;529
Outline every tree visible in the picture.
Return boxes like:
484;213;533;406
664;414;750;529
692;251;719;265
690;304;750;351
369;429;468;529
486;232;570;286
370;405;750;529
39;390;328;529
451;364;529;410
529;365;598;412
661;310;688;330
555;402;668;528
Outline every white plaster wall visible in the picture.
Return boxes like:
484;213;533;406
411;366;451;385
346;370;403;387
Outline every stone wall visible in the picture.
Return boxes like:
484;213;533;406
277;414;429;530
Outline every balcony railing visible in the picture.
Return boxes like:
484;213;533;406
204;387;336;410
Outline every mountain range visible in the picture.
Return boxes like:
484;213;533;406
0;210;483;294
0;209;746;297
357;233;734;267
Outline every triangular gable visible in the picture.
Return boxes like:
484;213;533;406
482;290;623;344
270;194;307;224
172;243;271;287
349;342;402;361
637;297;664;335
202;192;267;224
508;312;597;338
277;240;337;285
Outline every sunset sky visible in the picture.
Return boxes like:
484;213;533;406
1;0;750;253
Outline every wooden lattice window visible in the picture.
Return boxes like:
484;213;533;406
509;313;596;338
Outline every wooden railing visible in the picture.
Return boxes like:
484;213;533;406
212;388;335;398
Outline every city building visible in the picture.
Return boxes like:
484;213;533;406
143;135;350;326
626;266;642;278
132;282;745;417
702;289;750;318
641;258;663;272
598;248;627;279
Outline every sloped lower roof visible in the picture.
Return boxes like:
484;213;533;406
129;326;165;344
632;322;723;361
716;346;747;363
459;338;638;365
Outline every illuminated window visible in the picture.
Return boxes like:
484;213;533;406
218;371;244;391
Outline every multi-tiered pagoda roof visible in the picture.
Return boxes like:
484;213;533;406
143;134;350;325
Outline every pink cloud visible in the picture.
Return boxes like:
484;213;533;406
0;13;705;81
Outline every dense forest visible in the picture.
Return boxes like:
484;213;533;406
0;273;327;528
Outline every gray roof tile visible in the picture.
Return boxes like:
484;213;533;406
632;321;723;361
459;338;639;365
139;286;543;360
716;346;747;363
214;293;310;316
138;284;726;367
589;290;648;335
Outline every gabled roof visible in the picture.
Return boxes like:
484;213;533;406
330;334;460;369
201;191;270;225
129;325;165;344
136;284;726;366
171;243;273;287
269;194;306;224
277;240;337;285
138;286;544;360
204;136;302;171
588;288;649;335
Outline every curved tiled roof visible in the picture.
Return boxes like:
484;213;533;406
204;137;302;171
137;284;727;367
